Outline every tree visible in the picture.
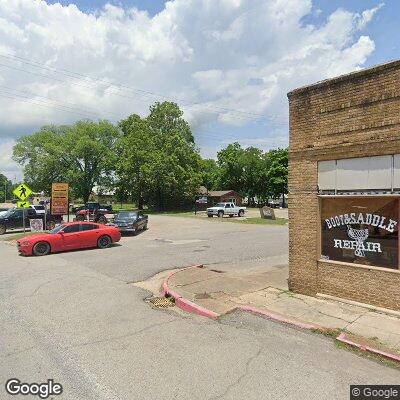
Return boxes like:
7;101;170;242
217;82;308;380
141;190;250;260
13;120;120;203
216;142;245;192
0;173;13;202
147;101;194;143
116;102;202;211
264;148;288;206
199;158;219;190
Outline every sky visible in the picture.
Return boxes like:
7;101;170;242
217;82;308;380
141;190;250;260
0;0;399;181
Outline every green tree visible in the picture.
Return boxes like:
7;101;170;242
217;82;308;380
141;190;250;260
116;102;201;211
199;158;219;190
13;120;120;203
0;173;13;202
216;142;245;192
264;148;288;206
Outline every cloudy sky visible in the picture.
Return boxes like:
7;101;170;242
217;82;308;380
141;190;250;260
0;0;398;181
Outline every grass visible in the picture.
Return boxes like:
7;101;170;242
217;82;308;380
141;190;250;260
150;211;288;225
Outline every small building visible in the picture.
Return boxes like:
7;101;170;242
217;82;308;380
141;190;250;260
91;186;115;204
288;60;400;311
208;190;243;205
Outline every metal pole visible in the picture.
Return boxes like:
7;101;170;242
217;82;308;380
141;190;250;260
23;207;25;233
4;181;6;203
44;202;47;231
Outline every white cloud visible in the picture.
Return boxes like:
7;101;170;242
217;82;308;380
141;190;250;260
0;0;382;178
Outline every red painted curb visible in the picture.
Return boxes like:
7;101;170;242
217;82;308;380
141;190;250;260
161;265;219;319
239;305;320;330
162;267;400;362
336;332;400;363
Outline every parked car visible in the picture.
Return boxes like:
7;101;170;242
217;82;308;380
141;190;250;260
17;221;121;256
0;207;10;217
0;207;62;235
30;204;46;215
72;202;113;213
112;210;148;234
207;202;246;218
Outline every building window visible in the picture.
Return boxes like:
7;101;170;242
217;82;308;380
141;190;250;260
320;197;399;269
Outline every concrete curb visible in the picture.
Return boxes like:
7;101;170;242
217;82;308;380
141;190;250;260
161;265;319;328
161;265;400;363
161;265;219;319
336;332;400;363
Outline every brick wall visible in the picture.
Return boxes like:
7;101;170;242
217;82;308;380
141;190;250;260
288;60;400;310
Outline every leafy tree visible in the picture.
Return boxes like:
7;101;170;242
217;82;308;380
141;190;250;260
216;142;245;192
147;101;194;143
199;158;219;190
13;120;120;203
0;173;13;202
116;102;201;211
242;147;264;206
264;148;288;206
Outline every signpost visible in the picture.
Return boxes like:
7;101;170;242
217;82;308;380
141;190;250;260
51;183;69;221
13;183;33;233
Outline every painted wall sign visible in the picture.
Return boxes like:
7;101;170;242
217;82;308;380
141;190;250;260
321;198;399;270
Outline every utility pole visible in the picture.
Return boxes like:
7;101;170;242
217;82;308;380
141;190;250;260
4;180;6;203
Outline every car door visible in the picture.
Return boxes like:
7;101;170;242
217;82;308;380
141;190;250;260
79;223;100;247
225;204;232;215
60;224;82;250
9;209;23;229
137;212;144;229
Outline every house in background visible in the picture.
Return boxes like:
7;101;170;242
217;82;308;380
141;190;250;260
198;187;243;206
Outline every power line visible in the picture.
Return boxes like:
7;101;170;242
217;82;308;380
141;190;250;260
0;53;288;125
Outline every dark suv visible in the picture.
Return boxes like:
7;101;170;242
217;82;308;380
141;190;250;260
0;208;62;234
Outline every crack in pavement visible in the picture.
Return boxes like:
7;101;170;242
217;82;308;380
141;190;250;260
208;346;263;400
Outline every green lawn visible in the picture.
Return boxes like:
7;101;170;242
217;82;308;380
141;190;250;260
154;212;287;225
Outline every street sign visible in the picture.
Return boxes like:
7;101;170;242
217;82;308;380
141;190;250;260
51;183;69;215
13;183;32;201
17;201;30;209
30;219;44;232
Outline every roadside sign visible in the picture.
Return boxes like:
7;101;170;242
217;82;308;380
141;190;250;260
17;200;30;209
13;183;32;201
30;219;44;232
51;183;69;215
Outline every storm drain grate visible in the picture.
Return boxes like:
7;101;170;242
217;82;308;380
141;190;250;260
146;296;175;308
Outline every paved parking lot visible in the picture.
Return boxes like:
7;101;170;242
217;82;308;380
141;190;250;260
1;215;399;400
47;215;289;282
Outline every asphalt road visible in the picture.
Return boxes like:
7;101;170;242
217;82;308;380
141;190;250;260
0;215;398;399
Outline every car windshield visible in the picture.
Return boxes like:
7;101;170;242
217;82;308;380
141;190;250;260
50;225;64;234
117;211;138;219
215;203;227;207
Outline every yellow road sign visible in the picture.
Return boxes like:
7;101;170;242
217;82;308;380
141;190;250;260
13;183;32;201
17;201;30;209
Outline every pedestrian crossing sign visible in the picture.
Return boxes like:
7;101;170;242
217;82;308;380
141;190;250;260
13;183;32;201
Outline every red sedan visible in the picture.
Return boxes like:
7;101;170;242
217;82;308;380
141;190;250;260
17;222;121;256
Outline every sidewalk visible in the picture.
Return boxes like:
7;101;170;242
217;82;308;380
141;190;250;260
155;265;400;358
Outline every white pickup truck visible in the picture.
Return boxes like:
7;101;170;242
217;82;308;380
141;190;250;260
207;202;246;218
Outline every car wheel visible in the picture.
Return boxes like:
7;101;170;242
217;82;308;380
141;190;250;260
0;224;6;235
33;241;50;256
97;216;107;224
218;211;224;218
46;220;56;230
207;215;213;218
97;235;111;249
238;210;244;217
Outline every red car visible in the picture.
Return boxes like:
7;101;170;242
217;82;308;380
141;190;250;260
17;222;121;256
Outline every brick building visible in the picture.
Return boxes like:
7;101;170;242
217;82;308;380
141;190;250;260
288;60;400;311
